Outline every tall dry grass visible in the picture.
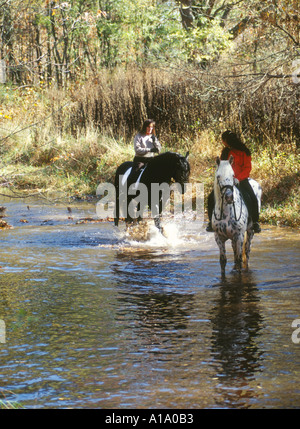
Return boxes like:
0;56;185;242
63;66;299;150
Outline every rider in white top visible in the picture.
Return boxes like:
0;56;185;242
134;130;161;158
134;120;161;159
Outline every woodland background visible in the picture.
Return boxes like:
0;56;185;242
0;0;299;226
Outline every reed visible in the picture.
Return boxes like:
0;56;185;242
66;66;299;149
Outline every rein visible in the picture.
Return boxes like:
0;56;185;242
213;180;243;222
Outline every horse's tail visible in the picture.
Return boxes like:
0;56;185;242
242;229;253;270
242;232;247;266
114;202;119;227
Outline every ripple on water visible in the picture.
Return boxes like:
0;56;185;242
0;200;299;408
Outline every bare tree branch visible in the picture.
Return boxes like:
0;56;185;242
273;22;299;46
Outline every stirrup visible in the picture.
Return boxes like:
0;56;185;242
252;222;261;233
206;222;214;232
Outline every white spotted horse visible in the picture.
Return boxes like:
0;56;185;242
212;156;262;276
114;151;190;233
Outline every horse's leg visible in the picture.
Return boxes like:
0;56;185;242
114;204;119;226
232;233;244;273
151;192;163;234
243;228;254;270
215;234;227;277
114;183;120;227
154;215;163;233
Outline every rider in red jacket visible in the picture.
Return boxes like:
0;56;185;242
225;148;252;182
206;131;261;233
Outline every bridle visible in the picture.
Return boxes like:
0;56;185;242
213;178;242;222
174;158;190;186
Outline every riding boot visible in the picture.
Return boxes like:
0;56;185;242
252;222;261;233
206;221;214;232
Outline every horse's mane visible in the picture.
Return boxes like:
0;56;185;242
150;151;182;167
150;151;184;173
153;151;180;160
146;151;189;184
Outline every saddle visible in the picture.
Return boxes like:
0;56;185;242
124;163;147;189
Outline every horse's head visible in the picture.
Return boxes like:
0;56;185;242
173;151;190;186
215;155;235;204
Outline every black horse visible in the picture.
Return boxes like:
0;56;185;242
114;151;190;232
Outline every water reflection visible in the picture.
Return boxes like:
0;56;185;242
112;250;195;352
209;274;264;408
113;248;266;408
113;249;191;288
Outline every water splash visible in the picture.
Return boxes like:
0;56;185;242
122;217;204;250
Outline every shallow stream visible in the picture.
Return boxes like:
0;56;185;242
0;196;299;408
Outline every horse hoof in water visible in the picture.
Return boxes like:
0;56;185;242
125;220;151;242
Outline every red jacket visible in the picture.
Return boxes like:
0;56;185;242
223;148;252;182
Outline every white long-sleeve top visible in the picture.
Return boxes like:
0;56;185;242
133;133;161;157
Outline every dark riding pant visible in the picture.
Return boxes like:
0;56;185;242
239;179;259;223
127;156;152;184
207;179;259;223
132;156;152;171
